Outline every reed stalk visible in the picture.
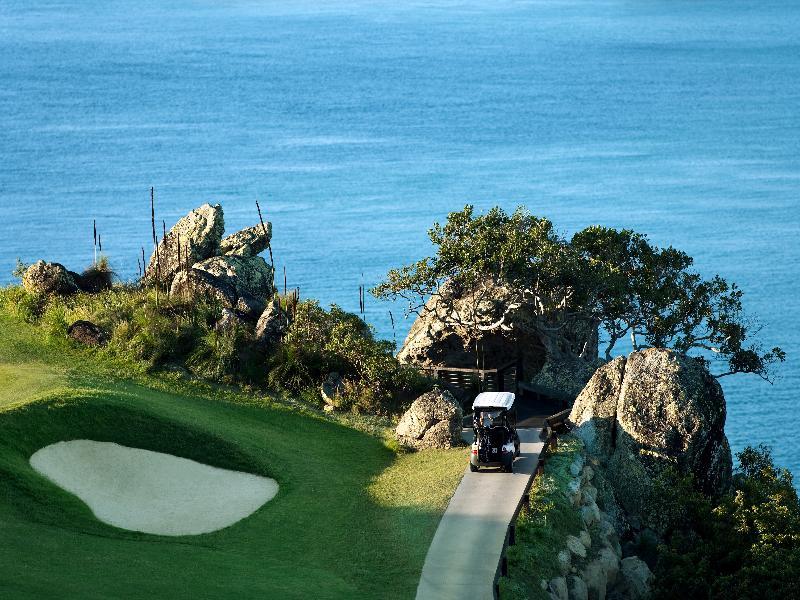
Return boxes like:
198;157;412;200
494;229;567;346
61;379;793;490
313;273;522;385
150;187;160;306
255;199;275;276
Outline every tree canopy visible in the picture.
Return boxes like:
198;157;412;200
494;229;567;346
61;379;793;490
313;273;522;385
373;205;784;381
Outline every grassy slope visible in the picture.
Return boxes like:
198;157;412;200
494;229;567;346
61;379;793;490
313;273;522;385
0;312;466;600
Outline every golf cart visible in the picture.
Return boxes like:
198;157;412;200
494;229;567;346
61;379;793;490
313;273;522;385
469;391;521;473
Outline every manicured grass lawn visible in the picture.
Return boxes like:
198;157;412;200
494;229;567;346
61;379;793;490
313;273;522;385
0;312;466;599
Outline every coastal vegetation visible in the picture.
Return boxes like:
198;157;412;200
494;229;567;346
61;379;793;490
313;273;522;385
374;205;784;381
652;446;800;600
499;436;585;600
1;274;428;416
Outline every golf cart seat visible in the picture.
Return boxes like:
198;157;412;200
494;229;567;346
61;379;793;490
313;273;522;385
488;425;510;447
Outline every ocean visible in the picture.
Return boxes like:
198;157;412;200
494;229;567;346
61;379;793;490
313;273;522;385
1;0;798;476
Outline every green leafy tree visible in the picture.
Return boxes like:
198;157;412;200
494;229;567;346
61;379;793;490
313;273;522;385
572;226;785;381
375;205;784;381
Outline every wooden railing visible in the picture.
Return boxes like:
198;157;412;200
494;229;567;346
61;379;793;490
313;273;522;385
426;361;519;394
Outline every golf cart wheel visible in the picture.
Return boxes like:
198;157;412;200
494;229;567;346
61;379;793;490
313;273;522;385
469;463;479;472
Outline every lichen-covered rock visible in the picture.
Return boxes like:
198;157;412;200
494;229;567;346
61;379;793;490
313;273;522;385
548;576;569;600
582;484;598;505
579;529;592;549
570;455;585;477
557;549;572;576
569;348;733;533
569;356;626;458
581;560;608;600
596;547;620;587
611;557;653;600
22;261;79;296
582;465;595;484
220;223;271;257
67;320;107;346
566;535;587;559
581;501;601;527
143;203;224;288
255;296;289;349
395;389;463;450
215;308;243;332
567;478;582;506
568;575;589;600
170;255;275;319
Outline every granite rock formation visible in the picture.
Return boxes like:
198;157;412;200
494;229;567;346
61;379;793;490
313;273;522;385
395;388;463;450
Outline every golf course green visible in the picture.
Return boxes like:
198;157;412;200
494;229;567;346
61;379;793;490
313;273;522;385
0;311;466;599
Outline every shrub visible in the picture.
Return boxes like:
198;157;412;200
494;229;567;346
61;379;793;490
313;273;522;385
78;256;114;293
652;445;800;600
268;300;431;413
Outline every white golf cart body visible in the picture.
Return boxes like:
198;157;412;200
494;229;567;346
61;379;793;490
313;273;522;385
470;392;520;472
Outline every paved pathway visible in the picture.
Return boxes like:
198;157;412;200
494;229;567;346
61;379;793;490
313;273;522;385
415;428;545;600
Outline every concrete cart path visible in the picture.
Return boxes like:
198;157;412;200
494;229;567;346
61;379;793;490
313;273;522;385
415;428;545;600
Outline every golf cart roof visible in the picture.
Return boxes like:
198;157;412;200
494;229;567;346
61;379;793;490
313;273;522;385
472;392;515;411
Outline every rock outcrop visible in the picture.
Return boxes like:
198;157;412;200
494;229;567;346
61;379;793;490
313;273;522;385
610;557;653;600
549;441;652;600
141;204;277;321
143;203;225;288
220;223;271;257
170;255;274;319
396;280;598;399
22;261;79;296
569;348;733;533
395;388;463;450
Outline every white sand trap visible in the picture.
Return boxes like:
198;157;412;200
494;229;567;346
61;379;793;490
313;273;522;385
30;440;278;536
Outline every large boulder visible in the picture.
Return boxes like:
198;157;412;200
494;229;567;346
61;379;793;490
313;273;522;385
143;203;224;288
396;280;598;398
395;389;463;450
569;348;733;532
22;261;79;296
170;255;275;319
220;223;271;257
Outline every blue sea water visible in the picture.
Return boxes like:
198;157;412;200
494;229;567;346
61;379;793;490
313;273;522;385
1;1;798;476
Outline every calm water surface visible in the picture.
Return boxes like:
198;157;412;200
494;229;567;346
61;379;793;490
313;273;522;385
1;1;798;476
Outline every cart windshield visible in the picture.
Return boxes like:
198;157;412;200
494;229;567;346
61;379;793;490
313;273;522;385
478;410;502;428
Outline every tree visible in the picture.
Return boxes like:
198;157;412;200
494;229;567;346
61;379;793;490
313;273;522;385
371;206;596;368
374;205;784;382
572;225;785;381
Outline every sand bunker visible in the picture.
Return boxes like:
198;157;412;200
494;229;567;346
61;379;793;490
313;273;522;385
30;440;278;536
